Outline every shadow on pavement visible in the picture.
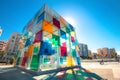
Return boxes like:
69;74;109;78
0;68;35;80
0;66;104;80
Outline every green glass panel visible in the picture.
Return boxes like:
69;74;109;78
44;58;48;64
16;50;21;59
62;56;66;60
72;49;76;57
66;27;70;34
76;75;85;80
66;73;73;80
30;55;39;70
33;46;39;55
52;34;60;46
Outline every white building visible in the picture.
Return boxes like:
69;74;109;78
6;32;20;59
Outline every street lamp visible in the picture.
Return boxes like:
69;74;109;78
0;26;3;37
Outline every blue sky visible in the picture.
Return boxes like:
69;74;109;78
0;0;120;53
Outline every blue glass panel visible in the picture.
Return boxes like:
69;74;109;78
39;41;55;55
76;57;81;65
24;36;34;47
60;58;63;64
37;12;44;23
24;38;31;47
16;57;20;65
60;30;66;39
69;24;75;31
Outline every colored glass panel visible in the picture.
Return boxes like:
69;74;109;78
66;27;70;34
62;42;66;47
16;57;20;65
24;38;31;47
67;56;74;66
60;58;63;64
44;57;48;64
39;41;55;55
43;31;52;38
20;48;25;57
60;16;66;26
71;31;75;36
16;50;21;58
28;44;34;57
61;26;66;32
42;20;53;33
60;46;67;56
30;55;39;70
52;34;60;46
19;43;24;49
24;51;28;57
45;12;53;22
33;46;39;54
37;12;44;23
71;36;75;42
53;18;60;28
76;45;79;51
34;30;42;43
76;57;80;65
60;30;67;39
21;57;27;67
33;43;40;55
53;26;59;36
69;24;74;31
72;49;76;57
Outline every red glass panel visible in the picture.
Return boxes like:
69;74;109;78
53;18;60;29
62;42;66;47
71;36;75;42
21;57;27;67
34;30;42;43
60;46;67;56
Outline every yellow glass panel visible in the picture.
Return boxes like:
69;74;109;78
71;31;75;36
66;70;72;73
67;56;74;66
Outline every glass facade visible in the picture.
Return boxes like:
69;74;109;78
16;4;80;71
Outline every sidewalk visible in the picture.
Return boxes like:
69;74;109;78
81;62;120;80
0;64;14;68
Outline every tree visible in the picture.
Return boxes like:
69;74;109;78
88;53;93;59
0;51;7;58
10;57;15;64
111;52;117;58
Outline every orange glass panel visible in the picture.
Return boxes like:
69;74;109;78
19;44;23;49
76;45;79;51
60;16;66;26
42;20;53;33
28;44;34;57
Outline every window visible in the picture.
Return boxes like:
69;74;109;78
12;36;15;39
12;40;14;42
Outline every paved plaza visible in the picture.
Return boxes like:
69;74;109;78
81;62;120;80
0;62;120;80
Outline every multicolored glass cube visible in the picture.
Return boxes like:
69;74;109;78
16;4;80;71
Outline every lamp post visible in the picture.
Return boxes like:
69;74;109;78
0;26;3;37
